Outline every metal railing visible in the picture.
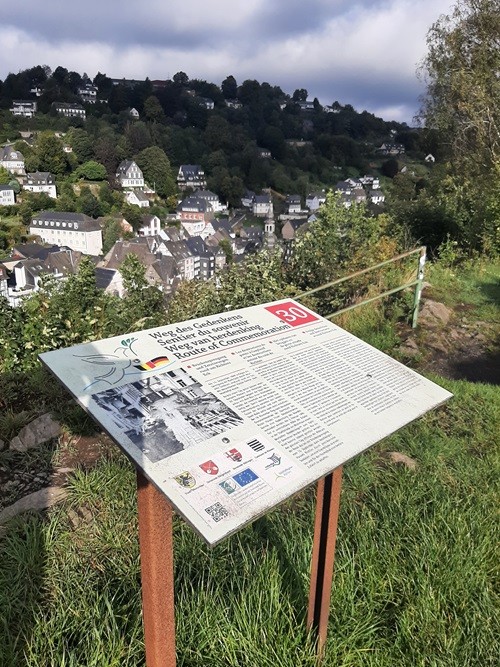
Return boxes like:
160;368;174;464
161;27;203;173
295;246;426;328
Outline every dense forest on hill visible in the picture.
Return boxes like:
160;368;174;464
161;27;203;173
0;64;435;201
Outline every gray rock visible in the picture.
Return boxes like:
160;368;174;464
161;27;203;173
9;413;62;452
400;338;420;357
0;486;68;524
419;300;452;327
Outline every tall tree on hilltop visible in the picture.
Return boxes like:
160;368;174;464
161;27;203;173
418;0;500;175
221;75;237;99
418;0;500;252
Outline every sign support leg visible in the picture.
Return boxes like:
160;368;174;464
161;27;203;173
137;472;176;667
307;466;343;660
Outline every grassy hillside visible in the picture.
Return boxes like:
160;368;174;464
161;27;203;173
0;259;498;667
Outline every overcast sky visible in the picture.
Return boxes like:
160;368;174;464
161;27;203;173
1;0;455;124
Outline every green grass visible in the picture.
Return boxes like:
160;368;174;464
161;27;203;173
0;376;498;667
426;258;500;324
1;257;498;666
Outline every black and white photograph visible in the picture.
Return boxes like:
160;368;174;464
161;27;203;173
91;367;243;462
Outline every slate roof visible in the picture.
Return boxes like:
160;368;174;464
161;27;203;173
186;236;214;259
116;160;142;177
26;171;54;185
0;146;24;161
254;194;271;204
31;211;101;231
194;189;218;200
177;196;209;213
287;219;309;231
128;189;148;202
240;226;263;240
102;239;157;270
178;164;204;178
11;243;69;261
151;256;178;283
158;227;185;243
211;219;233;235
164;240;194;263
44;251;80;276
95;267;119;290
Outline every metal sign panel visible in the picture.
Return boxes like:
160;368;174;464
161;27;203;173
40;299;452;545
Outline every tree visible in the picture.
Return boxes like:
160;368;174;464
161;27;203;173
144;95;165;123
125;121;152;153
419;0;500;174
75;161;107;181
67;128;94;163
34;132;68;176
52;66;69;86
102;219;124;254
204;116;232;151
9;179;20;194
221;75;237;99
79;191;102;218
94;136;119;176
381;158;400;178
120;254;165;328
173;71;189;86
218;238;233;264
135;146;175;198
286;192;391;301
292;88;308;102
418;0;500;252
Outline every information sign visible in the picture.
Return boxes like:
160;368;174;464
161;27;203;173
40;299;452;545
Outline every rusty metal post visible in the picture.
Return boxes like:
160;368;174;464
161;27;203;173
137;472;176;667
307;466;343;661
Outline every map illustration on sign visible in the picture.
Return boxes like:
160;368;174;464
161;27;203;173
40;299;452;545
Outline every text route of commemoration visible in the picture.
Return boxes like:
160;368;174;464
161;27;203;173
149;313;291;359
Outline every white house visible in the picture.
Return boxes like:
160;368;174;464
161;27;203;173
196;97;214;110
10;100;37;117
177;165;207;191
306;191;326;211
30;211;103;256
24;172;57;199
129;107;140;119
0;185;15;206
253;194;273;218
116;160;144;188
369;190;385;205
138;214;161;237
285;194;302;214
0;146;25;175
225;99;242;109
194;189;227;214
78;84;98;104
55;103;86;119
125;189;150;208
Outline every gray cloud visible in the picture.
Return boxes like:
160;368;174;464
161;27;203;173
0;0;455;123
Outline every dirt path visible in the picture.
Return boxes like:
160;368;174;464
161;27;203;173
398;295;499;385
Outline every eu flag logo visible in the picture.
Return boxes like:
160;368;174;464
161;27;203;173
233;468;258;487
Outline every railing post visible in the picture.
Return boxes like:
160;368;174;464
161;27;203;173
412;247;426;329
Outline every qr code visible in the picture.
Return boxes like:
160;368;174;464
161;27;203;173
204;502;229;523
